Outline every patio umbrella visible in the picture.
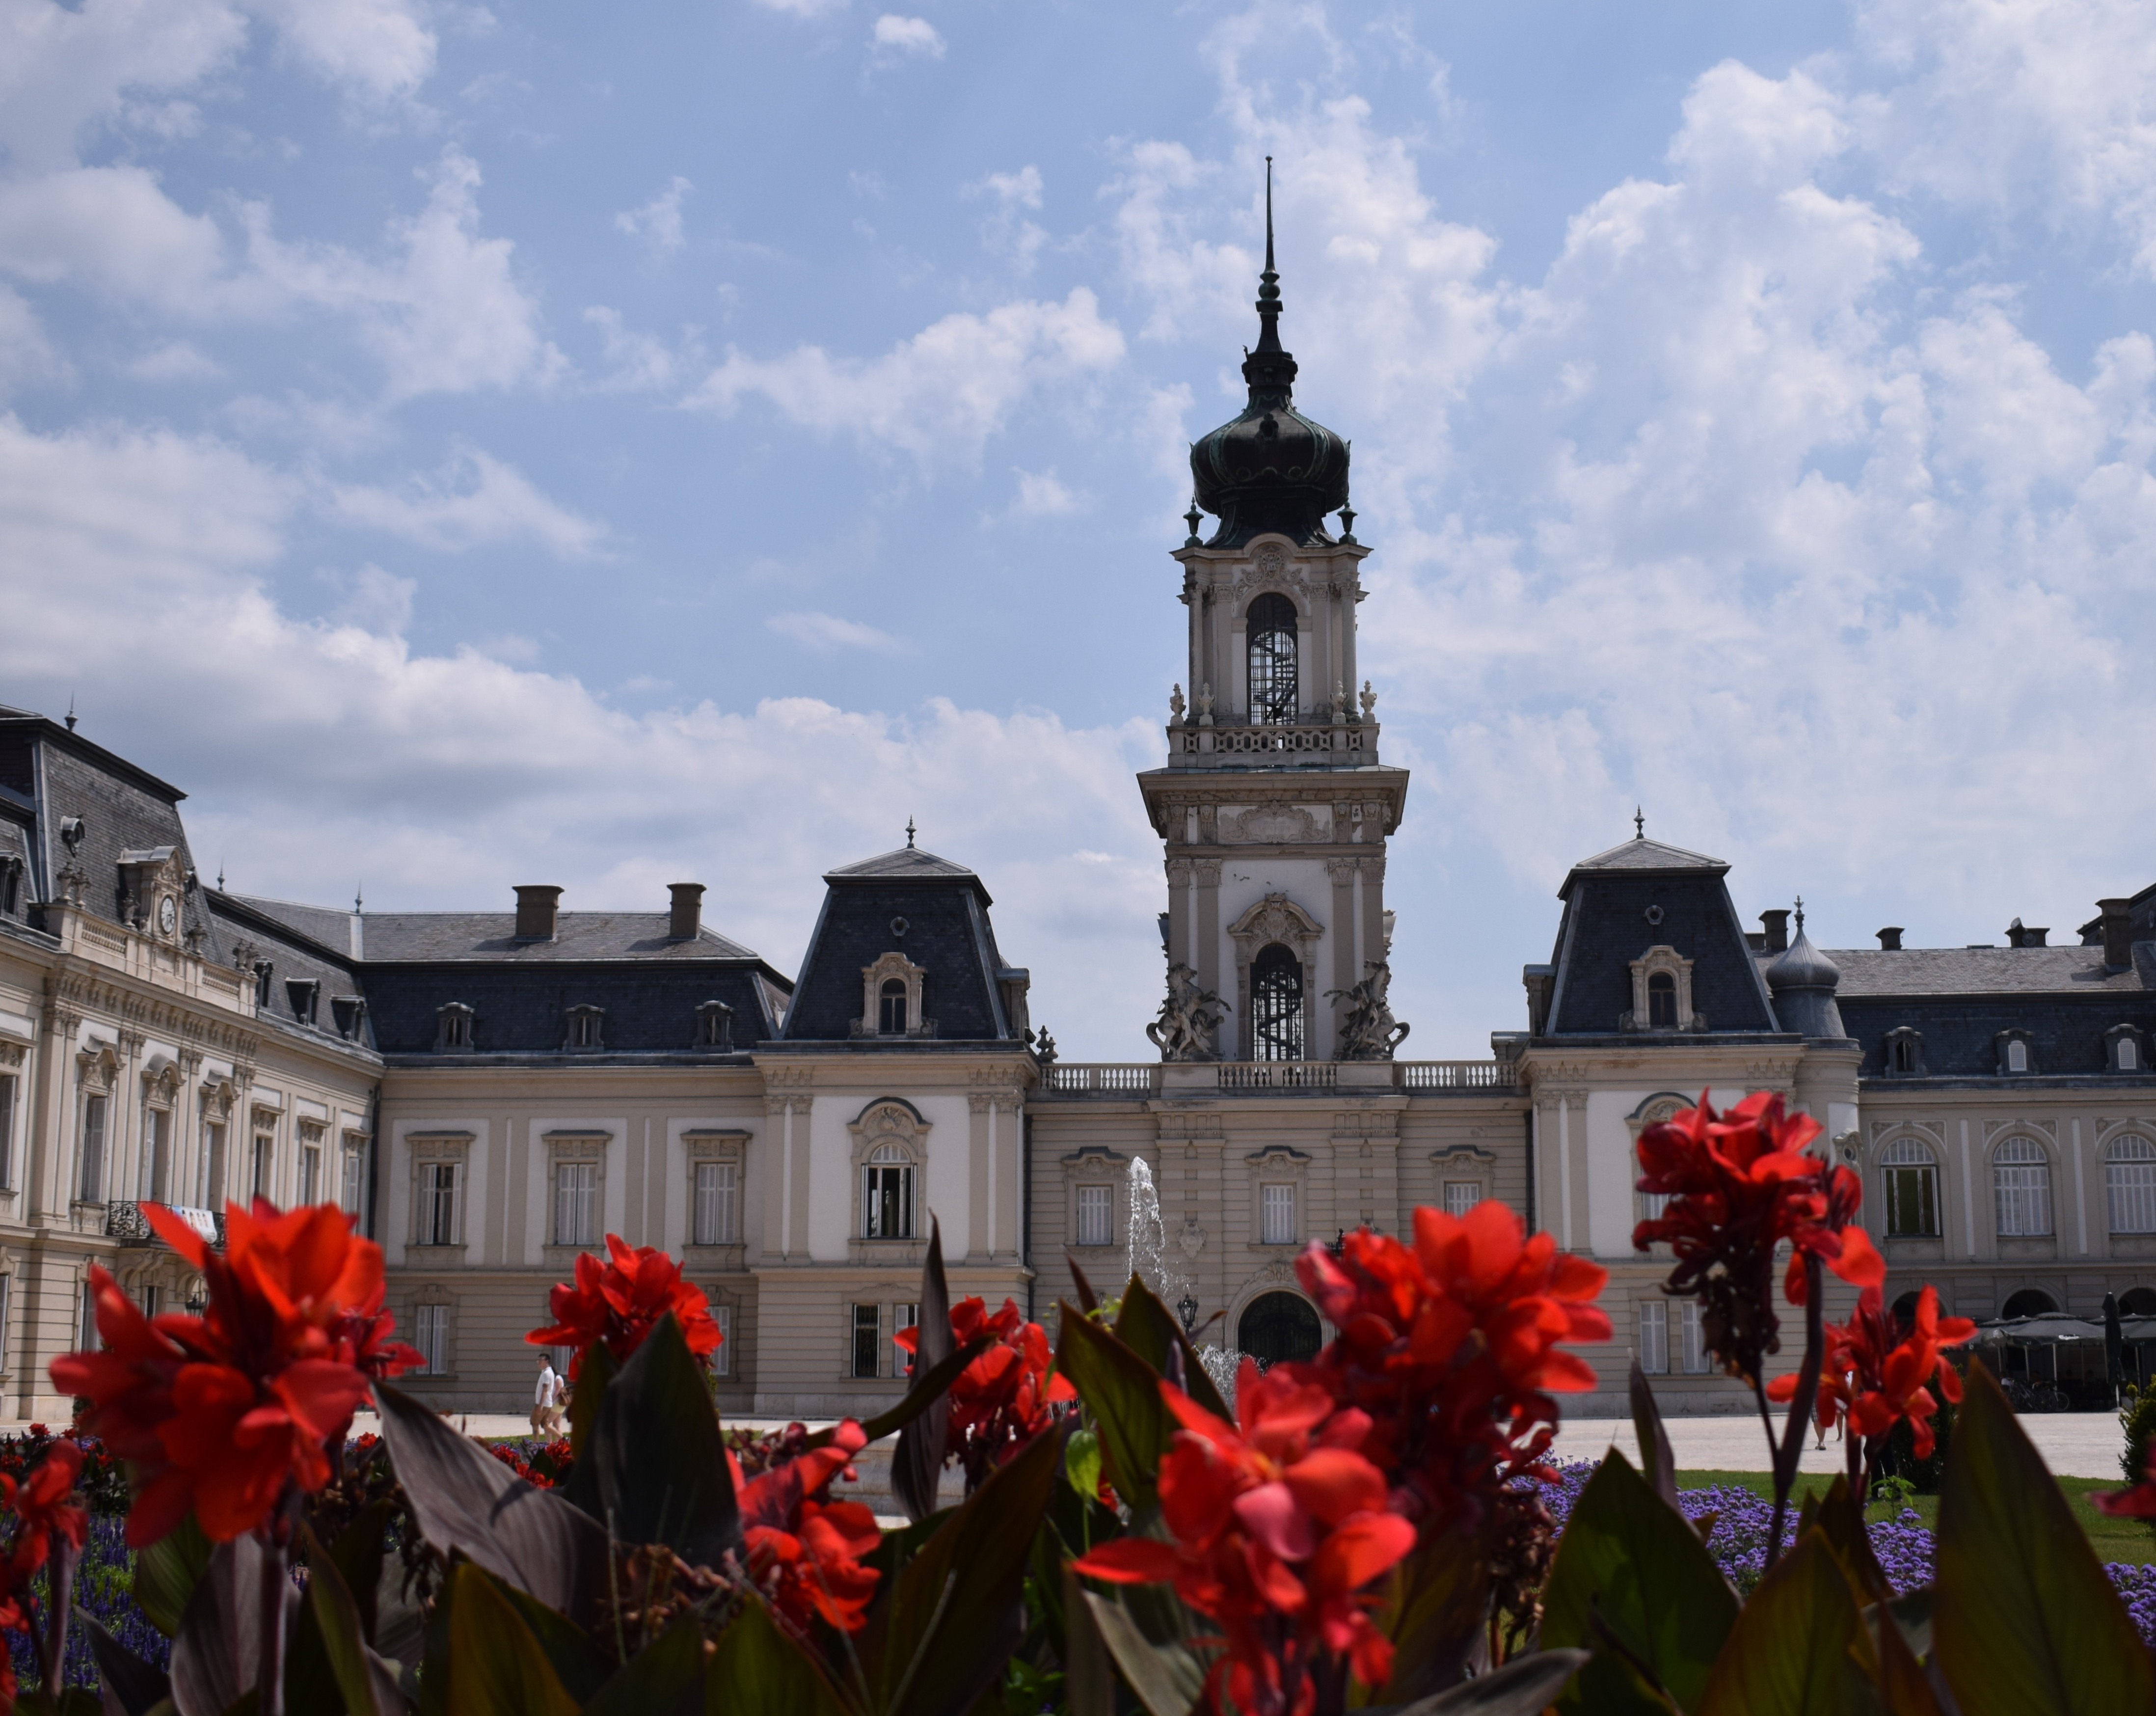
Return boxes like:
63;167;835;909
2106;1291;2127;1399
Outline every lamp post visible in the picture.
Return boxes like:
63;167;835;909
1177;1293;1198;1334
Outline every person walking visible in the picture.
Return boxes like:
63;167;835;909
533;1353;558;1436
543;1358;567;1435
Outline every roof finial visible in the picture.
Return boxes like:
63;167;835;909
1794;895;1805;934
905;816;916;849
64;693;76;734
1252;156;1284;354
354;882;364;914
1265;154;1275;275
1634;806;1644;839
216;861;225;891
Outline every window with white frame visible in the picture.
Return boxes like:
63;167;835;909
1881;1137;1941;1237
251;1126;275;1200
1638;1300;1669;1374
78;1280;99;1352
412;1304;448;1375
565;1006;604;1051
1680;1300;1708;1373
1260;1182;1297;1245
862;1144;914;1240
693;1161;738;1246
2004;1037;2030;1075
1443;1180;1480;1219
894;1303;919;1378
1075;1183;1113;1247
341;1142;365;1217
2107;1135;2156;1235
711;1303;732;1377
79;1094;108;1202
0;1275;12;1373
554;1162;599;1248
200;1122;225;1209
415;1160;461;1247
2123;1038;2143;1073
0;1072;15;1191
851;1304;881;1378
298;1139;322;1205
1993;1137;2052;1237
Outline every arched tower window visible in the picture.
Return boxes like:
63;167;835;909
1246;593;1298;726
1646;970;1677;1029
879;979;908;1035
1250;942;1304;1062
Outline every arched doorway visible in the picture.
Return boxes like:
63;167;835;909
2001;1288;2058;1319
1890;1290;1923;1332
1238;1291;1321;1371
2122;1287;2156;1316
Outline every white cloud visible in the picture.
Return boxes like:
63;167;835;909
872;14;943;58
0;287;68;395
240;0;436;104
1008;467;1082;518
615;176;692;255
970;166;1041;210
324;448;606;557
965;165;1048;273
125;341;223;382
582;306;680;392
685;287;1124;468
748;0;848;16
766;610;908;653
0;164;235;315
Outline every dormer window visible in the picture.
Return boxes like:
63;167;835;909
1647;970;1677;1030
284;979;320;1026
1997;1031;2034;1076
1885;1027;1924;1075
1246;593;1298;726
2107;1024;2148;1073
435;1003;474;1051
879;979;908;1035
252;961;274;1008
565;1006;605;1052
696;1000;734;1050
857;951;928;1039
2125;1039;2142;1072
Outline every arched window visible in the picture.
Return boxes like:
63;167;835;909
1881;1137;1940;1237
2108;1135;2156;1235
2123;1287;2156;1316
2001;1287;2057;1319
862;1142;914;1239
2005;1037;2029;1074
1250;943;1304;1062
1993;1137;2052;1237
1888;1032;1920;1074
879;978;908;1035
1246;594;1298;726
1237;1291;1321;1370
1646;971;1678;1030
2118;1035;2142;1072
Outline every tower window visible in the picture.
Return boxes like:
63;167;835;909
1246;593;1298;726
862;1144;914;1239
1250;943;1304;1062
879;979;908;1035
1647;970;1678;1029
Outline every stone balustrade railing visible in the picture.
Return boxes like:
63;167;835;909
1036;1060;1516;1096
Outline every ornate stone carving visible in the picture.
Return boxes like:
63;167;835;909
1255;545;1286;578
1222;801;1322;845
1147;961;1228;1062
1327;960;1410;1061
1177;1216;1206;1259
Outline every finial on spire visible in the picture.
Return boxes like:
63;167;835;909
1634;806;1644;839
1265;155;1275;275
1794;895;1805;933
906;816;916;849
64;693;76;733
216;862;225;891
1184;496;1203;545
1252;157;1283;350
354;882;364;914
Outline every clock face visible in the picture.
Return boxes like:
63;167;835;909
158;895;177;935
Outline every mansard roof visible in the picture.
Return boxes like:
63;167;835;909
826;845;986;892
1559;834;1729;892
1825;944;2155;997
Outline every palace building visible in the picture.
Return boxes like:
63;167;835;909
2;207;2152;1417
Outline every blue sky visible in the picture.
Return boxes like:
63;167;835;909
5;0;2156;1057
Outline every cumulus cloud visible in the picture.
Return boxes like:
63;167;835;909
966;164;1048;272
685;288;1124;468
323;448;606;557
0;288;68;394
615;176;692;255
872;14;943;58
125;341;223;382
766;610;908;653
1008;467;1082;518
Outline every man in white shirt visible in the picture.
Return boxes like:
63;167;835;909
533;1354;557;1436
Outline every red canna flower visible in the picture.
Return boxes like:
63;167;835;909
1634;1091;1884;1386
1075;1362;1413;1716
733;1419;881;1635
526;1234;722;1381
1294;1201;1610;1531
2;1441;86;1585
49;1200;389;1546
2096;1450;2156;1520
894;1297;1077;1490
1770;1284;1975;1460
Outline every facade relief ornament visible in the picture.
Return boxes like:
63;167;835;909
1327;960;1411;1062
1222;802;1322;845
1177;1216;1206;1259
1147;960;1229;1062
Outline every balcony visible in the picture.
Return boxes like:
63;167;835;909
107;1201;225;1249
1036;1060;1516;1097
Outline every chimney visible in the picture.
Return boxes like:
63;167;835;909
1759;909;1790;954
1876;927;1903;951
2007;921;2048;948
2100;898;2133;970
514;885;562;941
669;882;704;941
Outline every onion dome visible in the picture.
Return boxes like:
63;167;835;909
1188;162;1351;549
1765;901;1846;1039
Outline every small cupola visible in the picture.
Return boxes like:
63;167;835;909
1765;900;1845;1040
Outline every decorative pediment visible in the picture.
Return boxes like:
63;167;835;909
1222;801;1324;845
1619;945;1704;1033
855;950;932;1039
1226;892;1324;961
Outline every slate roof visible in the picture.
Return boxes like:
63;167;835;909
1561;835;1728;888
226;896;765;964
826;846;987;890
1821;945;2155;996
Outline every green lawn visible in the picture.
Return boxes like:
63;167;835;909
1674;1469;2156;1566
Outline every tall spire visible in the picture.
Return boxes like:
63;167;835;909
1248;157;1291;381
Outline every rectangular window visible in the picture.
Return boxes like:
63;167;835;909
1680;1301;1708;1374
251;1132;274;1200
1260;1182;1296;1245
0;1073;14;1191
1442;1180;1480;1219
341;1146;365;1218
1638;1300;1669;1375
413;1304;448;1375
139;1284;160;1319
555;1162;598;1248
1886;1165;1939;1237
711;1304;732;1378
417;1162;460;1246
299;1143;321;1206
894;1303;919;1378
0;1275;11;1374
1076;1184;1112;1247
1995;1164;2052;1237
201;1122;225;1209
863;1163;914;1239
80;1094;107;1202
139;1107;171;1202
2111;1156;2156;1235
78;1280;99;1353
693;1161;738;1246
851;1304;881;1379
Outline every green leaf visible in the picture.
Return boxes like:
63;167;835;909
562;1313;741;1567
1065;1429;1102;1501
895;1215;956;1524
1112;1278;1230;1423
441;1560;582;1716
581;1615;707;1716
1540;1450;1739;1716
376;1379;612;1628
1352;1530;1489;1707
1802;1476;1893;1609
1934;1364;2156;1716
1054;1305;1174;1512
1080;1589;1208;1716
706;1595;849;1716
864;1417;1062;1716
134;1510;214;1637
1394;1649;1592;1716
1629;1358;1678;1510
1695;1528;1877;1716
568;1340;618;1456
